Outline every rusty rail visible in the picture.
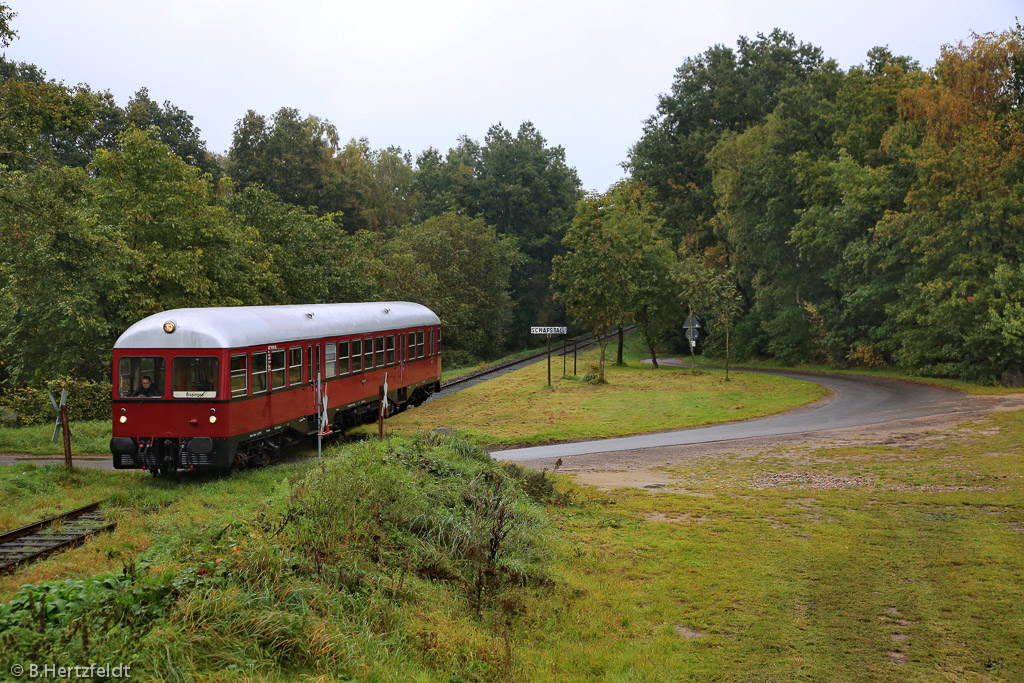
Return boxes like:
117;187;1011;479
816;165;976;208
0;500;115;573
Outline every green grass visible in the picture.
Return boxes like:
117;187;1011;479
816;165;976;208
507;409;1024;681
0;408;1022;680
697;356;1023;395
0;419;111;456
441;342;551;383
0;434;557;681
367;337;829;447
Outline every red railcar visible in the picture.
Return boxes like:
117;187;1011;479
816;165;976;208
110;302;441;473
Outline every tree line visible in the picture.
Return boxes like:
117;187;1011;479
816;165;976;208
556;27;1024;385
2;3;1022;392
0;4;580;389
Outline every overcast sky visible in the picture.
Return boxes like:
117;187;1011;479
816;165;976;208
4;1;1020;192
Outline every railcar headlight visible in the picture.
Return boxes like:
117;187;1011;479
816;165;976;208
163;320;176;334
119;415;127;424
209;408;217;424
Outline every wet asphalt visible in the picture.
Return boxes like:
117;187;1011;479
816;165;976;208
491;360;1008;462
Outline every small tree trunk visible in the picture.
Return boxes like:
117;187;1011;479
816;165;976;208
648;341;659;368
616;325;624;365
598;332;608;382
725;325;731;381
688;305;696;374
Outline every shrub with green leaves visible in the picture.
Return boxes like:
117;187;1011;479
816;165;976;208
0;433;556;680
0;378;112;426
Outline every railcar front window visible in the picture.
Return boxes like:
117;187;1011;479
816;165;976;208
230;354;248;398
271;350;286;389
172;357;219;399
117;357;165;398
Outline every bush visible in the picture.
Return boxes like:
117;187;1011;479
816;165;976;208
0;378;111;426
282;433;550;614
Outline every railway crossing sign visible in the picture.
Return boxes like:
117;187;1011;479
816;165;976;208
47;388;72;469
531;326;567;386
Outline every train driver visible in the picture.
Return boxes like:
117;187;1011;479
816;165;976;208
132;375;161;397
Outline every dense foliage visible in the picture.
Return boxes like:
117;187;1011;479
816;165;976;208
2;2;1021;389
0;434;557;680
0;5;579;395
619;27;1024;382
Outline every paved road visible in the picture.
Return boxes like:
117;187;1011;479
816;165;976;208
492;361;1008;462
7;362;1018;471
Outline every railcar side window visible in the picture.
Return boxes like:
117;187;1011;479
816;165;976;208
325;342;337;377
252;352;268;394
230;354;248;398
386;335;395;366
289;347;302;385
364;337;374;370
351;339;362;372
376;335;385;367
171;357;219;399
408;333;416;360
338;341;350;375
428;330;433;357
117;357;165;398
271;350;286;389
417;331;425;358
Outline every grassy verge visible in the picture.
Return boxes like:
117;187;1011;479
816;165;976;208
367;338;829;448
694;356;1023;395
441;343;550;383
0;434;558;681
1;407;1022;680
0;420;110;456
510;408;1024;681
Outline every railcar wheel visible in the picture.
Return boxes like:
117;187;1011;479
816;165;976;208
231;448;248;474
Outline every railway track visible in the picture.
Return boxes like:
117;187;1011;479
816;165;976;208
440;325;637;391
0;500;115;574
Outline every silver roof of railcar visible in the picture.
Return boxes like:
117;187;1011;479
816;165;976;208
113;302;440;350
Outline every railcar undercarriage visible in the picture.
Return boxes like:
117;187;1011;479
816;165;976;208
111;381;438;475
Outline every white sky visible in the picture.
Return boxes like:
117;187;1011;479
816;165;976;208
4;0;1020;192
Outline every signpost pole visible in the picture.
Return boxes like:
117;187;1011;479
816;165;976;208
60;403;72;469
316;372;322;459
378;385;385;440
531;326;567;387
547;334;552;387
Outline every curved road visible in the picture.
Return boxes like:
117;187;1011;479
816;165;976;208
492;361;1014;462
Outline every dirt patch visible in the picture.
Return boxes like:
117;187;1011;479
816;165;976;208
751;472;874;490
673;625;707;639
569;469;715;495
524;405;1019;491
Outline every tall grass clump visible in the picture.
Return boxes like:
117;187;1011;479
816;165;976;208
0;433;557;681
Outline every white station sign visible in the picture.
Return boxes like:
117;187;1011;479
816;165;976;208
531;326;567;334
